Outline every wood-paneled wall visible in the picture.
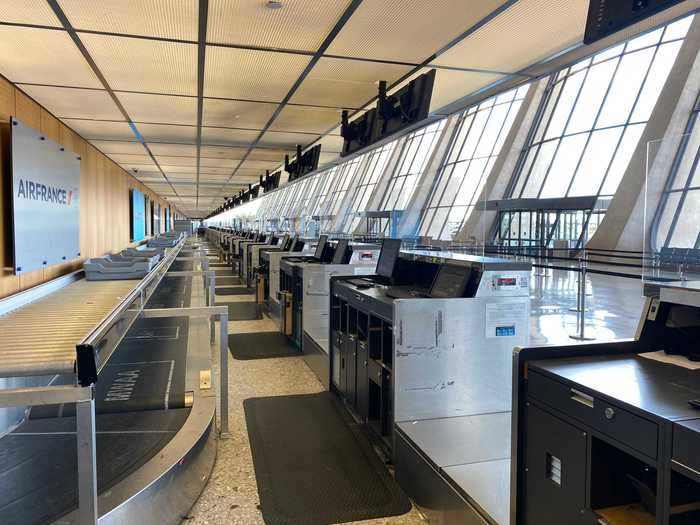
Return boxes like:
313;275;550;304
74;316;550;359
0;76;173;299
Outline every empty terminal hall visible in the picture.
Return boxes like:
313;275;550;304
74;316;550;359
1;1;700;524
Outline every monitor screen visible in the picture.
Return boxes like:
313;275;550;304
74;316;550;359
331;239;350;264
278;234;289;248
430;264;471;299
376;238;402;279
291;239;304;252
313;235;328;259
283;235;296;251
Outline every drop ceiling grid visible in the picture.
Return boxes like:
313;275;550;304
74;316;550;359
202;98;277;129
0;1;61;26
270;104;345;134
204;45;311;101
433;0;589;73
0;26;101;88
207;0;351;51
201;126;260;147
148;143;198;156
290;56;413;107
156;156;198;167
81;33;198;95
19;84;124;120
118;92;198;125
58;0;199;40
326;0;510;63
61;118;135;141
137;123;198;143
107;153;154;164
90;140;147;154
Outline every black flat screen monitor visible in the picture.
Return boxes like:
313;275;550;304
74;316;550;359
291;239;304;252
331;239;350;264
429;264;471;299
283;235;295;251
376;238;402;279
313;235;328;259
278;234;289;248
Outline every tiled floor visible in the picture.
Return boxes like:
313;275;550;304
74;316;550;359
186;250;647;525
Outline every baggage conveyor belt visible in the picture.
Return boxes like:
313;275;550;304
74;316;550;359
0;275;194;525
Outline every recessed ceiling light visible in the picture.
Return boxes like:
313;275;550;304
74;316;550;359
266;1;283;9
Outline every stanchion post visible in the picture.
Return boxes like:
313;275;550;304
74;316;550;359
76;390;98;525
219;311;229;438
570;253;594;341
210;274;216;343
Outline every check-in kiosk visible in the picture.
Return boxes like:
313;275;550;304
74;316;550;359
330;240;531;524
513;281;700;525
278;237;381;383
238;234;277;281
231;231;265;275
250;234;289;295
260;236;308;317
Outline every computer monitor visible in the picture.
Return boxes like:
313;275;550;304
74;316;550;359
429;264;471;299
313;235;329;259
291;238;304;252
283;235;296;251
376;238;402;279
278;234;289;248
331;239;350;264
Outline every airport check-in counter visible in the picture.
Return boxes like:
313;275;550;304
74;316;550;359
239;236;278;282
278;241;380;384
512;280;700;525
330;247;531;524
261;241;312;318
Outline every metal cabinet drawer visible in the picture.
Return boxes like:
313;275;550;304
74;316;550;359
673;419;700;477
528;371;658;459
368;359;383;386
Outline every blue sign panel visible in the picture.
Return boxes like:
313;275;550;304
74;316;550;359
131;190;146;241
11;119;81;273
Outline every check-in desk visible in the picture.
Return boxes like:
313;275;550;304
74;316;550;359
278;242;380;384
261;243;312;318
513;281;700;525
330;251;531;524
249;238;286;288
238;236;275;280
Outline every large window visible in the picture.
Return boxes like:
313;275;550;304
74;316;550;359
418;85;529;241
380;121;446;212
320;157;363;231
654;90;700;249
508;17;691;204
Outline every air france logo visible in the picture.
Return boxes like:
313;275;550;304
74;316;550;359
16;179;73;205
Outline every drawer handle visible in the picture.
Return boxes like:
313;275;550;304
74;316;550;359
570;389;594;408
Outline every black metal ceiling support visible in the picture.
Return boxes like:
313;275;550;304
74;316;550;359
45;0;183;210
195;0;209;207
209;0;364;210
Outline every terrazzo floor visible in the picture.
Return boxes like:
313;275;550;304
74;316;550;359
184;257;427;525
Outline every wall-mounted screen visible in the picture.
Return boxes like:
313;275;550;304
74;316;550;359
130;189;146;241
10;118;80;273
153;202;161;234
165;207;170;232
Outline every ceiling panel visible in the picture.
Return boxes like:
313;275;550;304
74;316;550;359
427;68;504;113
257;130;321;149
290;57;411;108
316;130;344;153
0;1;61;26
159;165;198;174
156;155;197;167
248;147;293;162
202;98;276;129
270;105;342;134
207;0;350;51
118;92;197;125
237;159;279;169
432;0;588;74
204;46;310;101
147;143;197;156
81;33;198;95
90;140;146;154
107;153;153;164
120;160;156;172
201;127;259;147
19;85;123;120
200;167;233;175
200;157;237;168
62;118;135;140
200;145;248;159
0;26;101;88
327;0;508;63
136;123;197;143
59;0;199;40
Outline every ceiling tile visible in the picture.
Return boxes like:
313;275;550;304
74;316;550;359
159;165;198;173
248;147;292;161
136;123;197;143
59;0;199;40
81;33;198;95
107;153;153;164
147;143;197;156
204;46;309;101
0;26;101;87
270;105;342;134
62;118;135;140
426;68;504;113
207;0;350;51
257;130;320;149
200;157;237;168
156;155;197;167
118;92;198;125
200;167;233;175
316;131;344;153
327;0;509;63
0;1;61;26
200;145;249;159
201;126;259;147
290;57;411;108
432;0;588;73
90;140;146;154
202;98;276;129
19;85;123;120
237;159;279;169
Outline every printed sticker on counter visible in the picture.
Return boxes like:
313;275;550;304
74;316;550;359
485;300;528;338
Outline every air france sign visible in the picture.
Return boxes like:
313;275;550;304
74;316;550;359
11;119;81;273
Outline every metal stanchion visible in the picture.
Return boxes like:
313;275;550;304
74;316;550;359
570;254;595;341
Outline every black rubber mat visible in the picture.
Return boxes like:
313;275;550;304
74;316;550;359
244;392;411;525
214;268;235;276
209;262;228;267
216;286;254;295
229;331;299;360
216;276;242;286
217;301;262;321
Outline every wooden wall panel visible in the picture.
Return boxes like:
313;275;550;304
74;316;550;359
0;81;176;299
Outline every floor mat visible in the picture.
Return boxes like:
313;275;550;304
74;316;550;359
229;331;299;360
216;286;254;296
215;276;242;286
244;392;411;525
214;269;235;276
217;301;262;321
